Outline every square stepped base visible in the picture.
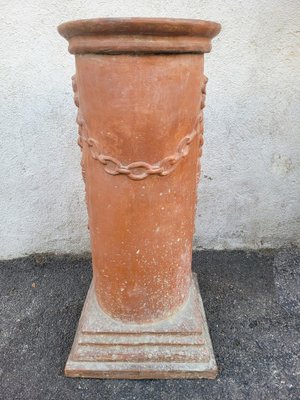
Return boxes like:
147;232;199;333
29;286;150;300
65;273;217;379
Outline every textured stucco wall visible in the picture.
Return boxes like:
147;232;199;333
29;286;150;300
0;1;299;259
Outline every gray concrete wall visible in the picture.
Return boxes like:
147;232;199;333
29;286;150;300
0;1;299;259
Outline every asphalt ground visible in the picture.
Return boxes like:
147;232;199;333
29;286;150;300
0;248;299;399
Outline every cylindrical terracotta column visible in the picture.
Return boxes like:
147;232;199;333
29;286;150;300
58;18;221;379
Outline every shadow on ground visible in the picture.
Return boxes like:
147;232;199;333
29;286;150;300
0;248;299;400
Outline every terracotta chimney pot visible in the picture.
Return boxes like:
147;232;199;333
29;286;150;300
58;17;221;379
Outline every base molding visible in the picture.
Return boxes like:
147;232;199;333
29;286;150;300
65;273;217;379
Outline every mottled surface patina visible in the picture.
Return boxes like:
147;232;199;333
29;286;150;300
57;17;221;378
58;17;221;326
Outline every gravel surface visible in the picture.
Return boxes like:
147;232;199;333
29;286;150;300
0;248;299;400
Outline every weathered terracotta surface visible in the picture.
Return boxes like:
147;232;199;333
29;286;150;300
58;17;221;379
65;274;217;379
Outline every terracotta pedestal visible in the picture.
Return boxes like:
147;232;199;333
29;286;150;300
58;18;221;379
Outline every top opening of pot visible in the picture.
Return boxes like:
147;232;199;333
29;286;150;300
57;17;221;55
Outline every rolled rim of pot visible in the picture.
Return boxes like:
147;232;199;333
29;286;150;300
57;17;221;55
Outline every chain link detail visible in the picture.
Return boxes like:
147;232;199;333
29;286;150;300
72;74;207;181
